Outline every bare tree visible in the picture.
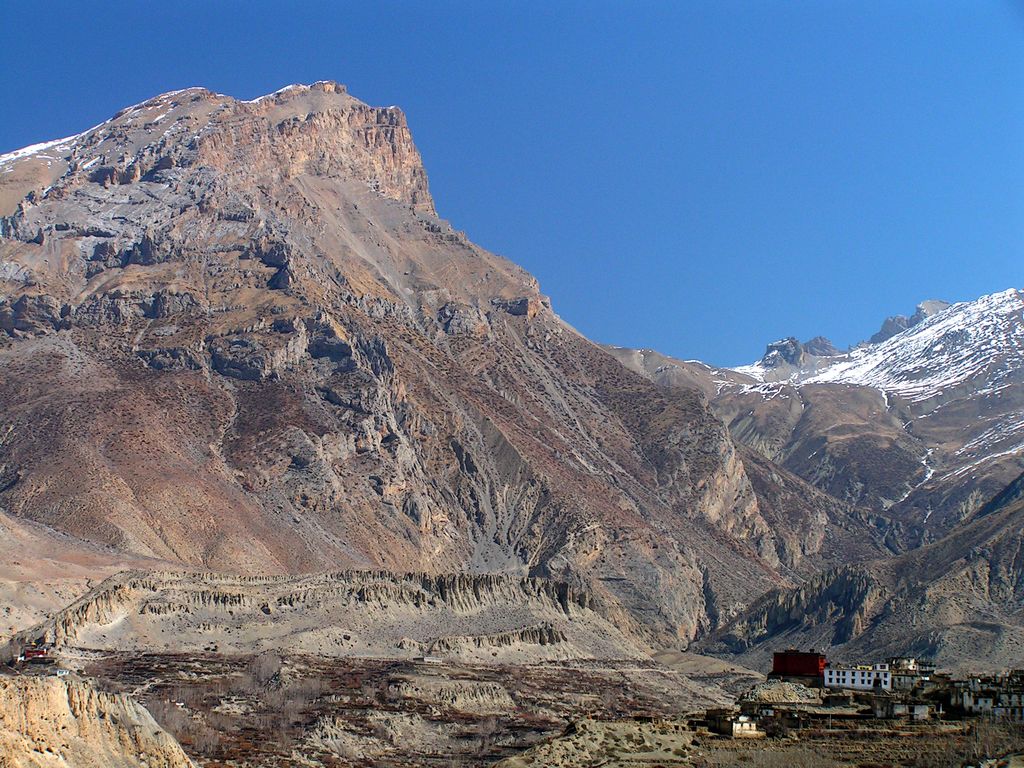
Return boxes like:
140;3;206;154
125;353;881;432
248;651;283;686
477;715;499;755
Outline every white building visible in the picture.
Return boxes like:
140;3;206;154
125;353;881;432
824;663;892;691
707;710;764;738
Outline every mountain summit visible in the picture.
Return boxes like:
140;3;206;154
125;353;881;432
868;298;951;344
736;289;1024;401
0;81;433;216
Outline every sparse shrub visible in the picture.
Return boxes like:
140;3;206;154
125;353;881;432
147;698;223;754
477;715;499;755
248;651;282;686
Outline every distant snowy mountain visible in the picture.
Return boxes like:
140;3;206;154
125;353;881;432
613;288;1024;540
807;289;1023;401
734;288;1024;403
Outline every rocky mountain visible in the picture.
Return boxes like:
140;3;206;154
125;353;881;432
868;299;951;344
0;82;889;647
610;288;1024;545
699;469;1024;672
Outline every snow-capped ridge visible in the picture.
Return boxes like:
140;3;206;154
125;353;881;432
731;288;1024;402
805;288;1024;401
244;83;308;104
0;136;81;167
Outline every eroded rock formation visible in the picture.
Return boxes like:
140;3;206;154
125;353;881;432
0;677;194;768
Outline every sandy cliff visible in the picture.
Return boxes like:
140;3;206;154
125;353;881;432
0;676;194;768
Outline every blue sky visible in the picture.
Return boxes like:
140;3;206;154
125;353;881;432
2;1;1021;365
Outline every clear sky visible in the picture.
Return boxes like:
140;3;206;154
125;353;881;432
2;1;1022;365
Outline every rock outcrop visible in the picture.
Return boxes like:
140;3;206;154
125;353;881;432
0;677;194;768
428;622;568;654
868;299;951;344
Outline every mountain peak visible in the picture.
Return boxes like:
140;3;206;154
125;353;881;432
756;335;840;371
868;298;951;344
0;80;816;655
242;80;351;104
735;288;1024;403
803;335;840;357
0;81;434;217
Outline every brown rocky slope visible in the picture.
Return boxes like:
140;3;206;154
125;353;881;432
699;470;1024;672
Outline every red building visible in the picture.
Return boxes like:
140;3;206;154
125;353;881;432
770;649;826;681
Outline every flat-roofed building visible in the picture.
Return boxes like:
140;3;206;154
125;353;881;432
824;663;892;691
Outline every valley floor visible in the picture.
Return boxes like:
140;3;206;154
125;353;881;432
5;648;1024;767
11;650;740;767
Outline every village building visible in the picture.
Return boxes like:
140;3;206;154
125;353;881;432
768;649;826;687
955;671;1024;722
824;662;892;691
888;657;936;691
709;648;1024;740
706;708;765;738
18;642;54;665
892;670;922;691
871;697;935;721
823;690;855;707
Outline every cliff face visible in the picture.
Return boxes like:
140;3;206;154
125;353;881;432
0;82;432;220
0;677;195;768
0;82;886;643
